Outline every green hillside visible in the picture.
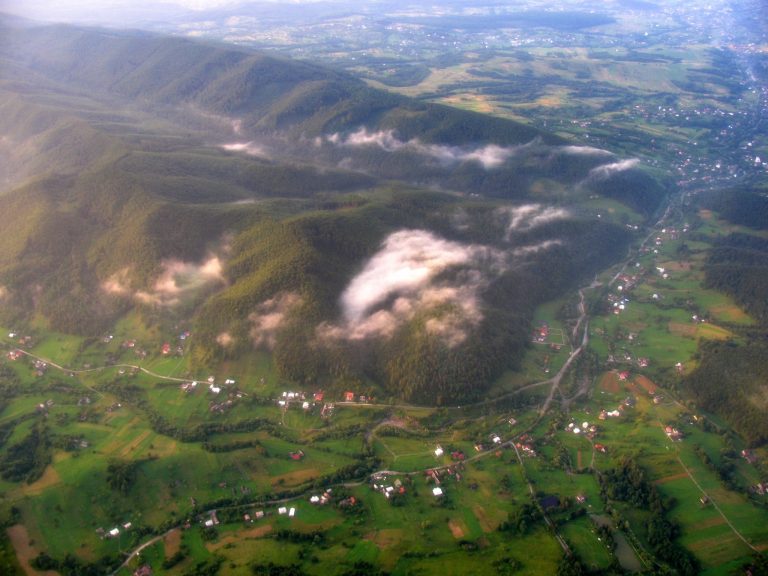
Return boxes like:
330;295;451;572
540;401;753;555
0;16;664;403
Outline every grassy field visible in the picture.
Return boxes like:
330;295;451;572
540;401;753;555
1;183;767;576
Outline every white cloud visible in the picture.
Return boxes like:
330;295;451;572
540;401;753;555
588;158;641;180
558;145;614;157
249;292;301;349
340;230;500;324
500;203;570;239
101;268;133;296
318;229;504;347
216;332;234;347
134;256;224;306
221;141;267;157
327;128;525;169
341;129;405;151
512;240;562;256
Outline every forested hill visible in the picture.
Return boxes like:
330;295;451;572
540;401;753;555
0;15;664;402
0;14;670;207
0;16;549;145
682;188;768;446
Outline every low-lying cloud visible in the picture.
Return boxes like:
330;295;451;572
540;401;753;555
103;256;225;306
326;128;525;169
216;332;234;347
500;204;570;239
512;240;563;256
318;230;505;346
221;141;267;157
558;145;614;157
135;256;224;306
249;292;301;350
101;268;133;297
588;158;641;180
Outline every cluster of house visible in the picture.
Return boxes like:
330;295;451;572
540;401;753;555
97;521;132;539
427;461;464;487
161;331;190;356
6;332;33;347
6;349;22;361
201;506;302;528
5;350;49;377
309;488;333;505
563;420;609;451
599;409;621;419
664;425;684;441
750;482;768;496
243;510;266;522
533;322;549;343
608;293;631;315
203;510;220;527
615;273;640;293
205;376;237;395
741;449;758;465
371;473;407;500
515;434;536;457
32;359;48;377
343;391;369;403
598;395;635;421
276;390;339;419
565;420;598;438
120;339;148;359
35;399;54;413
434;445;467;461
277;390;312;409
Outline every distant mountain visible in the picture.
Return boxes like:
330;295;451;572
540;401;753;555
0;16;664;402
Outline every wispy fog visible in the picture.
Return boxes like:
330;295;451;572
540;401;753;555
512;239;562;256
103;256;225;306
326;128;526;169
587;158;641;179
221;141;267;157
317;229;505;346
249;292;301;349
500;203;570;239
558;145;614;157
216;332;234;347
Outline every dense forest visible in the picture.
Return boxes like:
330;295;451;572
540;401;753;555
686;188;768;446
704;233;768;325
683;341;768;446
0;15;663;403
699;187;768;230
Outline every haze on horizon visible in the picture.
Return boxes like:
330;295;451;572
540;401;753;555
1;0;349;25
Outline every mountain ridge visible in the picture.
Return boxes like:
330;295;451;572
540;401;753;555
0;16;662;402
